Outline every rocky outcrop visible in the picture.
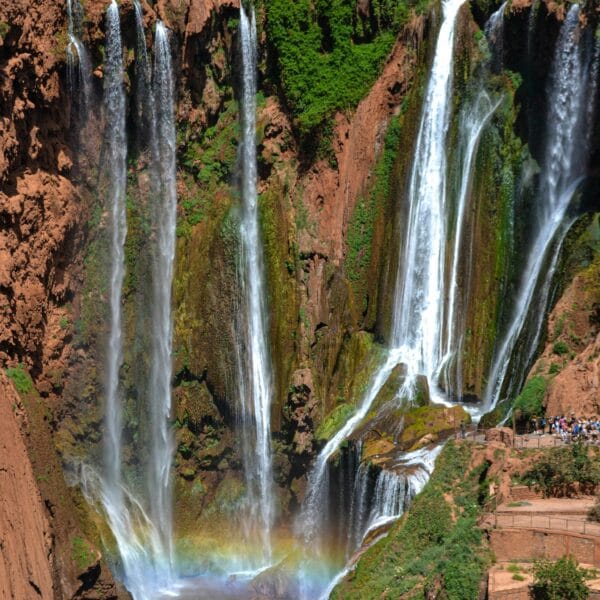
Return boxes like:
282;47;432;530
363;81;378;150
527;230;600;417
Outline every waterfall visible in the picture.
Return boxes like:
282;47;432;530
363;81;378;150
318;446;443;600
440;91;502;399
298;0;466;593
483;4;597;414
238;2;275;560
147;20;177;575
390;0;467;396
485;2;507;47
66;0;92;122
103;0;127;508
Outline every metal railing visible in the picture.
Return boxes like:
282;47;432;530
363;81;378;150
490;512;600;536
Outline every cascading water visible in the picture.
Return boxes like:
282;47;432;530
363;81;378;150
298;0;467;594
78;6;177;598
482;4;598;414
390;0;467;397
318;446;443;600
66;0;92;123
485;1;507;52
238;1;275;561
147;20;177;576
103;0;127;512
439;90;502;399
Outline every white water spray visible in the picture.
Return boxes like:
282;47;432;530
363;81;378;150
299;0;466;594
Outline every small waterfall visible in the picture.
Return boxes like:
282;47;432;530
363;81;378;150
147;21;177;575
440;90;502;399
319;446;443;600
483;4;596;414
485;1;507;49
103;0;127;505
66;0;92;122
238;2;275;560
298;0;466;592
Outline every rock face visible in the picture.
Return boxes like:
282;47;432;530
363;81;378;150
526;219;600;418
0;372;54;600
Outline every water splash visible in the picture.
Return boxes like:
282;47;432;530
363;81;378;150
482;4;597;415
238;2;275;561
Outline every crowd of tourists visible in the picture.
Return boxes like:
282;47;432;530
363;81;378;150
529;414;600;441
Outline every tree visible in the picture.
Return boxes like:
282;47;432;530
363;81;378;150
532;556;593;600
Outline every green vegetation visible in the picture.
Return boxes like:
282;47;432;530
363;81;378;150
345;117;401;308
178;101;239;237
5;364;34;395
316;403;355;441
332;442;492;599
265;0;425;135
522;443;600;497
513;376;547;421
0;21;9;41
71;536;96;571
532;556;594;600
553;340;570;356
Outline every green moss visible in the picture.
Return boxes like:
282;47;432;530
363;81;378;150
0;21;9;40
71;536;96;571
5;364;34;395
400;405;470;450
178;101;240;237
345;117;402;312
316;403;356;441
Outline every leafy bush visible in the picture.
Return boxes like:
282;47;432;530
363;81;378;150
513;376;547;421
5;364;34;395
553;341;570;356
532;556;593;599
265;0;424;134
522;444;600;497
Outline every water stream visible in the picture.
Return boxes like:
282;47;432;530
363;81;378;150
238;2;275;562
148;20;177;577
66;0;92;120
298;0;468;594
103;0;127;511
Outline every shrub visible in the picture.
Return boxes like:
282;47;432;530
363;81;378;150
553;341;570;356
5;364;34;395
522;444;600;497
548;362;561;375
513;376;547;421
265;0;414;134
532;556;593;599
